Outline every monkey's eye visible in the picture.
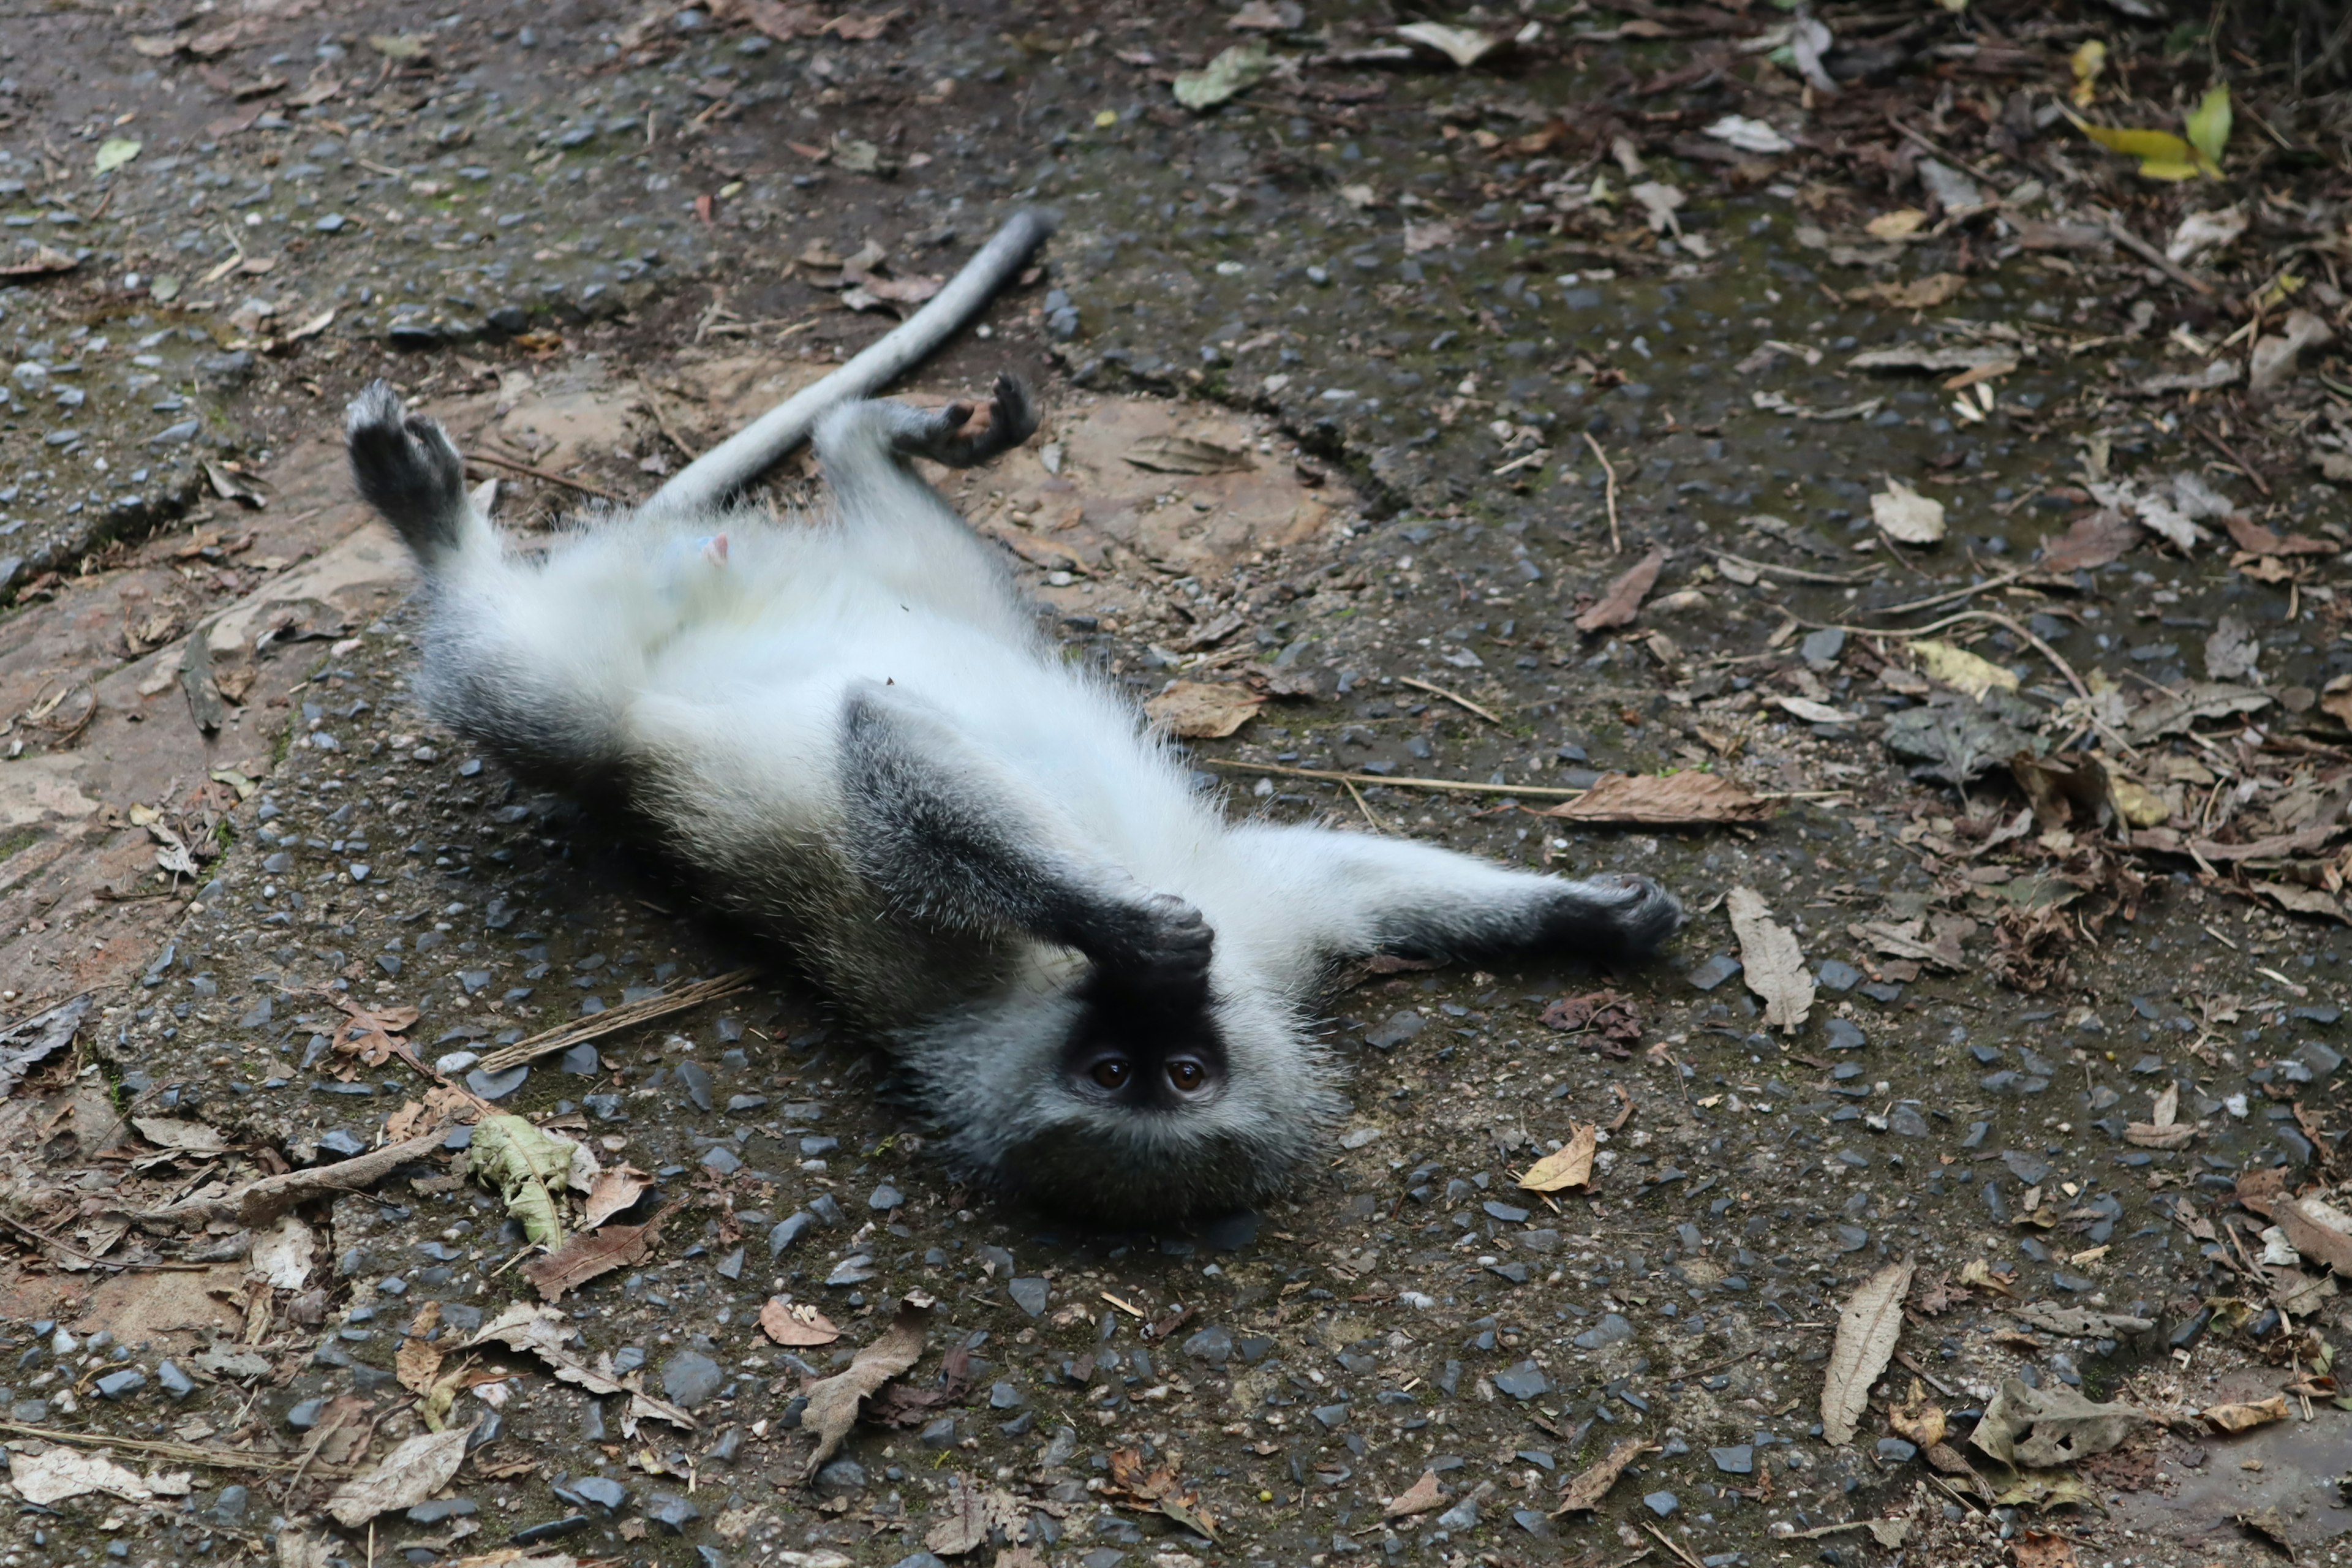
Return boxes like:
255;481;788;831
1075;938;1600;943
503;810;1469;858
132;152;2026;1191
1088;1057;1133;1090
1166;1058;1208;1094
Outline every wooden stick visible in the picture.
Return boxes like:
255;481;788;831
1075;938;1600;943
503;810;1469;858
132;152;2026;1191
2101;215;2215;296
1712;551;1874;586
473;968;756;1074
0;1420;353;1475
1207;757;1588;799
1583;432;1622;554
2198;422;2272;498
1398;674;1501;725
462;450;625;503
1860;567;2037;619
652;209;1055;515
1798;607;2091;701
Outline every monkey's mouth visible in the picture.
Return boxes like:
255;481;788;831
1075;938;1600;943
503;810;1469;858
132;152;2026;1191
960;1114;1299;1225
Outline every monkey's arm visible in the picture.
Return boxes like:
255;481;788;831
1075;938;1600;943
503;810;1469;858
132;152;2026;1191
839;682;1211;997
1226;823;1682;970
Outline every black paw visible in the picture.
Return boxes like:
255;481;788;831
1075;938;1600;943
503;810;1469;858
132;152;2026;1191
1544;873;1684;962
895;375;1038;468
345;380;467;555
1086;892;1215;996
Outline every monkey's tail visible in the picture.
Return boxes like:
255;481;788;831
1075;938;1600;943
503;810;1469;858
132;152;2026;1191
345;380;481;571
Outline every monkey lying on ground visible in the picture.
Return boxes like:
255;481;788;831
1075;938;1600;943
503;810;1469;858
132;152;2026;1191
345;375;1681;1223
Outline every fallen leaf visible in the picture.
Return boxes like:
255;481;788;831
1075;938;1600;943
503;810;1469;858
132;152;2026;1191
396;1302;446;1396
1866;209;1928;240
1776;696;1859;725
2274;1194;2352;1277
1393;20;1498;67
1822;1259;1914;1446
368;32;431;62
1383;1469;1447;1518
95;138;142;175
1726;887;1812;1033
926;1472;995;1557
1628;181;1685;235
333;998;421;1071
1889;1379;1947;1448
1996;1469;2103;1512
1123;435;1251;474
2008;752;2111;834
1146;681;1263;739
1575;546;1665;633
2065;110;2216;181
2185;83;2232;167
464;1302;698;1434
1403;220;1458;255
1173;41;1272;110
2224;512;2333;556
2201;1395;2288;1433
2168;206;2246;264
1705;114;1792;154
518;1205;674;1302
579;1164;652;1231
1534;771;1774;824
7;1448;153;1504
2012;1529;2080;1568
1537;990;1642;1057
0;993;92;1098
1848;273;1965;309
325;1425;471;1528
1970;1377;2144;1467
250;1213;319;1290
469;1114;575;1247
1102;1446;1221;1540
132;1115;229;1155
801;1292;934;1479
1554;1438;1649;1512
760;1297;843;1348
0;244;81;280
2127;680;2270;742
2039;509;2140;573
1518;1124;1598;1192
1872;478;1947;544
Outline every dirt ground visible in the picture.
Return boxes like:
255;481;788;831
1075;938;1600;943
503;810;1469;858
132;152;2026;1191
2;2;2351;1567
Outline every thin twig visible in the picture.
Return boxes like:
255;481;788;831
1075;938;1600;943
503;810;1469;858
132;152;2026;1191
1642;1521;1707;1568
462;451;626;503
0;1208;108;1267
1205;756;1845;804
1343;777;1392;834
1793;608;2090;701
473;969;757;1074
2198;423;2272;498
2101;214;2216;296
1861;567;2038;619
1398;675;1501;724
1712;552;1875;586
1583;432;1621;554
0;1420;353;1475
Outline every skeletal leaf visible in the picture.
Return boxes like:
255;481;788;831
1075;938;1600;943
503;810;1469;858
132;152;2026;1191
1518;1124;1597;1193
1821;1259;1913;1446
801;1292;934;1479
1725;888;1812;1033
1970;1377;2144;1467
470;1114;573;1247
325;1425;472;1528
1554;1438;1649;1513
1871;478;1947;544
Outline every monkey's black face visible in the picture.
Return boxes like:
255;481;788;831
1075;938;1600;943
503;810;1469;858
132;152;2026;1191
1060;984;1227;1111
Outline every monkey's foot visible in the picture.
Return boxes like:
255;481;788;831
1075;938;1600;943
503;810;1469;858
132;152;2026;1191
1081;891;1215;998
891;374;1038;468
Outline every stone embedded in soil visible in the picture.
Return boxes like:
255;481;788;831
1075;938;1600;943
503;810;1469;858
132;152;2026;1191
1687;954;1741;991
662;1351;723;1408
559;1043;600;1074
813;1459;867;1495
467;1064;529;1100
1492;1362;1550;1400
208;1488;248;1526
1007;1277;1049;1317
1817;959;1863;993
407;1499;478;1525
1365;1009;1425;1048
570;1476;628;1512
1826;1018;1867;1050
869;1182;904;1210
644;1492;701;1534
769;1212;813;1254
1711;1444;1754;1474
1643;1491;1679;1518
1436;1498;1480;1531
1573;1314;1634;1349
919;1417;958;1449
157;1360;194;1398
677;1060;715;1111
1184;1325;1234;1364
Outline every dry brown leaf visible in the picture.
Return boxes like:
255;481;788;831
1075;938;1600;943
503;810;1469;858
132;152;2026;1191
2039;508;2140;573
1924;1441;1978;1476
1145;680;1263;739
1575;546;1665;634
1535;771;1774;824
760;1297;843;1348
2201;1395;2288;1433
1102;1447;1220;1541
1554;1438;1650;1513
1382;1470;1447;1518
7;1449;153;1504
2011;1529;2079;1568
1727;887;1813;1033
0;245;81;280
2224;513;2333;556
2124;1121;2196;1150
518;1205;674;1303
801;1292;934;1480
325;1425;472;1528
1822;1259;1915;1446
2275;1194;2352;1276
579;1164;652;1231
132;1115;230;1155
1970;1378;2144;1467
396;1301;445;1395
1872;478;1946;544
1519;1124;1597;1192
1847;273;1966;309
925;1473;995;1557
1889;1379;1947;1448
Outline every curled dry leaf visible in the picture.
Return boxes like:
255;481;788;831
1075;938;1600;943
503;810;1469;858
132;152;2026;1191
1103;1446;1220;1541
1821;1259;1914;1446
1145;680;1262;740
801;1292;935;1479
518;1204;675;1302
1871;478;1946;544
2273;1193;2352;1277
1554;1438;1650;1513
397;1300;446;1395
1912;638;2018;699
1726;887;1813;1033
325;1424;472;1528
1574;546;1665;634
579;1164;652;1231
1536;770;1773;825
1888;1379;1947;1448
760;1297;843;1348
1518;1123;1597;1193
2200;1395;2288;1433
1382;1469;1447;1518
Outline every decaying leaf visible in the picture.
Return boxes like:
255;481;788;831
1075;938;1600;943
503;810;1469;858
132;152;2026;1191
1847;273;1966;309
925;1472;1026;1557
1822;1259;1914;1446
1383;1469;1447;1518
2225;512;2333;557
1146;680;1263;739
132;1115;230;1155
801;1292;935;1479
1103;1446;1221;1541
579;1164;652;1231
2008;752;2111;834
1913;638;2018;699
1518;1124;1597;1192
1536;771;1774;824
2039;509;2141;573
1554;1438;1650;1513
1883;692;2039;785
1994;1469;2103;1512
1726;887;1813;1033
2126;1082;2195;1148
6;1447;154;1504
2126;681;2269;744
1889;1379;1947;1448
250;1213;320;1290
1575;546;1666;634
2011;1528;2080;1568
469;1114;576;1247
1123;435;1252;475
2201;1395;2288;1433
1393;20;1499;67
1537;990;1642;1056
0;993;94;1098
1970;1376;2144;1467
760;1297;843;1348
2273;1193;2352;1277
0;244;82;280
2013;1303;2155;1337
464;1302;695;1430
1872;478;1947;544
518;1204;674;1302
397;1301;446;1395
1172;41;1272;110
325;1425;472;1528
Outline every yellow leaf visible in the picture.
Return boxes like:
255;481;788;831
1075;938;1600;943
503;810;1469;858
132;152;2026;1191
2110;778;2169;829
1912;638;2018;699
1520;1124;1598;1191
2069;40;2106;108
2185;84;2231;167
2064;110;2218;179
1866;208;1927;239
2255;271;2305;311
2135;159;2207;183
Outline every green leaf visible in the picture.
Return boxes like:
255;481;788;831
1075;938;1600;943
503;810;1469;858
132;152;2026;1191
2185;85;2232;167
1172;41;1272;111
95;138;142;175
469;1113;572;1247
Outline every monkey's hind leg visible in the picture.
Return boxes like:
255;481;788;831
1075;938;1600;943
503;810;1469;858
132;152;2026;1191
344;382;491;571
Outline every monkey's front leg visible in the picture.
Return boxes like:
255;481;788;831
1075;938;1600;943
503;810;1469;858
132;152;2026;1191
837;681;1210;998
